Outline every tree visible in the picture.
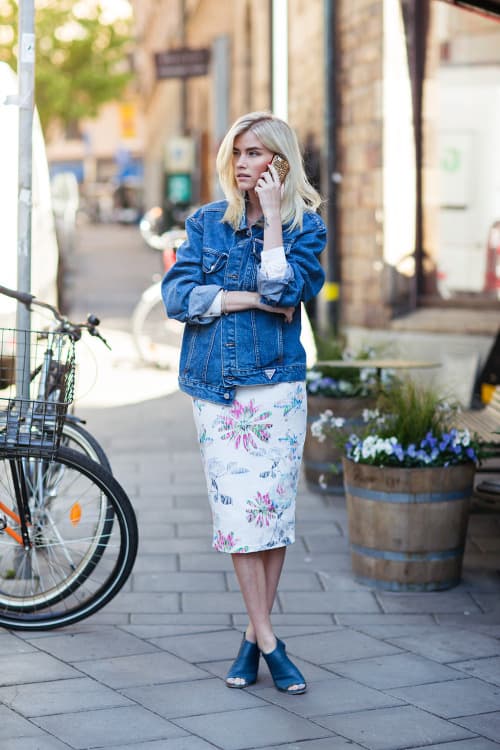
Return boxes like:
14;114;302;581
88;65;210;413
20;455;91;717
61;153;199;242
0;0;133;133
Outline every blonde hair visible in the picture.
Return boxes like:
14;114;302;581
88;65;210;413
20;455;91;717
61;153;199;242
215;111;321;232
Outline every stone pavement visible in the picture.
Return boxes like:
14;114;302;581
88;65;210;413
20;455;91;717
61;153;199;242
0;223;499;749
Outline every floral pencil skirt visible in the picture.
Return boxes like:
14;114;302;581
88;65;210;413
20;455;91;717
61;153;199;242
192;381;307;554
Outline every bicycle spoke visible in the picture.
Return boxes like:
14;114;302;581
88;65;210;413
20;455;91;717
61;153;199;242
0;448;136;627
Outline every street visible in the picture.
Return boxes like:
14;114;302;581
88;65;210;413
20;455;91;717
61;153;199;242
0;221;499;749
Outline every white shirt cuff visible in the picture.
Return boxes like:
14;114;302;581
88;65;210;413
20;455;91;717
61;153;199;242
261;245;288;278
204;289;223;317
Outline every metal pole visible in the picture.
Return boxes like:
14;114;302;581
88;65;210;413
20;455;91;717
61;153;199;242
16;0;35;402
321;0;340;335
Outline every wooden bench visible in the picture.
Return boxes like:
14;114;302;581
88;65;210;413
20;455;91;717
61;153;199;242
455;385;500;450
456;386;500;504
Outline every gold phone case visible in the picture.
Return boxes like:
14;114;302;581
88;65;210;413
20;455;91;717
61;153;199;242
271;154;290;183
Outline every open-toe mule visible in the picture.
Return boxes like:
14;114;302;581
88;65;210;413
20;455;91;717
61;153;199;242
262;638;307;695
225;638;260;689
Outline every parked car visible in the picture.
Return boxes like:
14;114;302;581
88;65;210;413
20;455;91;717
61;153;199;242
0;62;59;329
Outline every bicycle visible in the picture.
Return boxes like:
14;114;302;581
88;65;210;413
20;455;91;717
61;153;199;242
132;210;186;369
0;297;138;630
0;284;111;469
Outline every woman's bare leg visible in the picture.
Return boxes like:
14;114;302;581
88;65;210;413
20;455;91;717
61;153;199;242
244;546;286;643
229;546;304;691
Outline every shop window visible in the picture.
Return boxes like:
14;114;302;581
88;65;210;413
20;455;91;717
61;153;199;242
429;1;500;305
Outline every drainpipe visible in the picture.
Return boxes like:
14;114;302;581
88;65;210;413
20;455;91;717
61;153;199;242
322;0;341;335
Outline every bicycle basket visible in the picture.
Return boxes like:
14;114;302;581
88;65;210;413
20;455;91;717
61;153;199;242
0;328;76;458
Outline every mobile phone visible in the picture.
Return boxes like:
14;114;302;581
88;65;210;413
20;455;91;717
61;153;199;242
270;153;290;183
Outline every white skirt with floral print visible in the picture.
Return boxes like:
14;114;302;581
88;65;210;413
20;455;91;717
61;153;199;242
192;381;307;554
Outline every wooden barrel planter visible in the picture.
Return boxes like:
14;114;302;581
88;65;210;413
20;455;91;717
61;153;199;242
303;396;375;494
342;458;475;591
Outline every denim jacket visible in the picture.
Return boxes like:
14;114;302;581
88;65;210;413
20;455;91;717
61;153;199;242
161;200;326;405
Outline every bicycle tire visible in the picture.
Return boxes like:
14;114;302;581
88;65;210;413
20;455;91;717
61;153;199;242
0;447;137;630
131;282;183;369
61;420;112;472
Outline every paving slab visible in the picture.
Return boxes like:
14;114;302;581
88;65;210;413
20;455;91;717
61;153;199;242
76;650;210;688
452;657;500;686
253;675;404;717
328;653;468;689
182;592;249;613
453;713;500;743
0;738;72;750
122;624;232;639
410;741;500;750
130;612;232;625
281;629;402;664
131;554;178;573
150;628;244;662
376;591;482;614
0;651;80;685
0;676;132;717
109;738;221;750
335;613;436;626
471;594;500;613
279;590;380;614
232;613;336;627
226;570;323;592
103;591;180;613
387;629;500;663
24;628;157;662
315;705;475;750
123;677;266;718
172;705;332;750
387;677;500;719
256;740;364;750
137;522;176;538
0;633;37;655
132;571;227;592
32;705;188;749
0;704;46;741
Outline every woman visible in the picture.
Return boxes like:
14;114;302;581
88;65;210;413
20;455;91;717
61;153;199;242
162;111;326;695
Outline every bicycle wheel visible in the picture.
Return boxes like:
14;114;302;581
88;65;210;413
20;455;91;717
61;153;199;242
132;281;183;368
61;420;112;472
0;447;137;630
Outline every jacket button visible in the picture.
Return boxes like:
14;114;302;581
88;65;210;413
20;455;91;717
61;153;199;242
223;393;230;400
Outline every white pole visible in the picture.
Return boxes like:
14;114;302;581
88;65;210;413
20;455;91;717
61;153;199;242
272;0;288;120
16;0;35;401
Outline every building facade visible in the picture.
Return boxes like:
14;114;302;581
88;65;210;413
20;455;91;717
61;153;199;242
131;0;500;400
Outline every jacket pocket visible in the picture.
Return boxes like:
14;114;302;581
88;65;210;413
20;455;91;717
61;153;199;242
202;247;228;274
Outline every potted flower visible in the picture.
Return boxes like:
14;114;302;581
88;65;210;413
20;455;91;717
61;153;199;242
303;339;382;493
311;378;482;591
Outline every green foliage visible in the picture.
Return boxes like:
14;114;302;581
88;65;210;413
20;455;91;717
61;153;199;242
0;0;133;132
375;378;452;447
311;377;484;468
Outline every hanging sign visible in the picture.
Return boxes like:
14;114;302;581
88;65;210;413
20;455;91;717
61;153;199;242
154;48;210;79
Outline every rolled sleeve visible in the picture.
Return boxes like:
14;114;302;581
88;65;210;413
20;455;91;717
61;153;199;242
257;213;326;307
257;264;294;303
189;286;223;323
162;210;222;326
260;246;288;278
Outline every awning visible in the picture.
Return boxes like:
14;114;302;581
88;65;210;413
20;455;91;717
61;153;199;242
439;0;500;19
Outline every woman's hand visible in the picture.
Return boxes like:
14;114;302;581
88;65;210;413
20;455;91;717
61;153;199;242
257;300;295;323
254;163;282;220
223;292;294;323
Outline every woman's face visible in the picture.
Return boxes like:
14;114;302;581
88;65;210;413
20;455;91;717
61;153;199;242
232;130;274;191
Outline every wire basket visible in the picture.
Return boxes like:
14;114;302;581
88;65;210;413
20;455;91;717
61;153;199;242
0;328;76;458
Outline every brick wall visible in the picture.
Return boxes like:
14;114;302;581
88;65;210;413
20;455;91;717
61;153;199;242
336;0;388;327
